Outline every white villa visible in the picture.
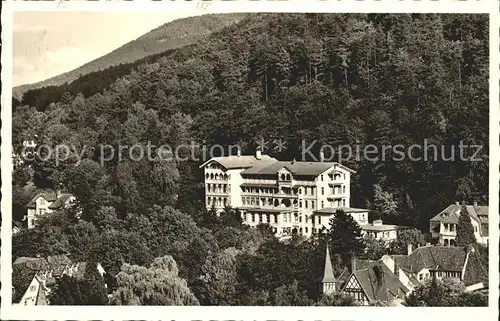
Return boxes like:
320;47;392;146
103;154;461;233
26;190;76;229
429;202;489;246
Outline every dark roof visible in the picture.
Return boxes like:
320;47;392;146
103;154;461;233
35;277;47;305
26;190;58;208
430;204;489;226
48;193;73;209
12;265;38;302
200;155;277;169
13;257;50;270
241;161;353;176
393;246;470;273
12;256;92;302
462;250;488;286
335;258;377;285
12;220;23;228
344;261;409;303
360;224;409;232
430;204;460;223
313;207;369;214
12;258;51;303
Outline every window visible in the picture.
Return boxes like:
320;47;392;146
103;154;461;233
40;198;45;205
474;226;478;232
299;188;302;194
321;187;324;195
252;214;255;223
342;199;346;206
318;216;322;224
321;175;324;181
299;201;302;208
305;201;308;209
30;285;36;292
311;201;315;209
342;186;346;193
305;227;308;233
321;201;324;209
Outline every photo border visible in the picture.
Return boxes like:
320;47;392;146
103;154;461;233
1;1;498;320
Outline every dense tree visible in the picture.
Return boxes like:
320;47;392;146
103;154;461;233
110;255;199;305
369;184;399;223
388;228;426;255
314;293;357;306
364;236;387;260
455;204;477;247
405;277;466;307
195;247;240;305
328;210;365;262
48;262;108;305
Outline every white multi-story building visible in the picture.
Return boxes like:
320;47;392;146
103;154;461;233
200;150;363;238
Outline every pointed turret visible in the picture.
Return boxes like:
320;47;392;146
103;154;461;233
322;245;335;283
321;245;337;295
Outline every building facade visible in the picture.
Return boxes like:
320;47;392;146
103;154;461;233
200;151;356;238
429;202;489;246
360;219;411;242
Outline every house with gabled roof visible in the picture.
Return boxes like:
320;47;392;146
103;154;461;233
12;255;106;305
26;189;76;228
430;202;489;246
380;244;487;292
337;257;410;306
319;246;410;306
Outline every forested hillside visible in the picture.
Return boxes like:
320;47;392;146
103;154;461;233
12;13;246;101
12;13;489;305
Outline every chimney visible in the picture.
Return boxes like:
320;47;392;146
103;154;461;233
407;243;413;255
319;149;325;162
426;242;431;246
255;149;262;160
473;201;478;206
56;183;63;198
350;255;357;273
455;201;460;205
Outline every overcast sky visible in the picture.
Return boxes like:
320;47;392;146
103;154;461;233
13;12;197;86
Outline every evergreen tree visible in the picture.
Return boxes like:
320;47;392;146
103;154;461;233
328;210;365;263
455;204;476;247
